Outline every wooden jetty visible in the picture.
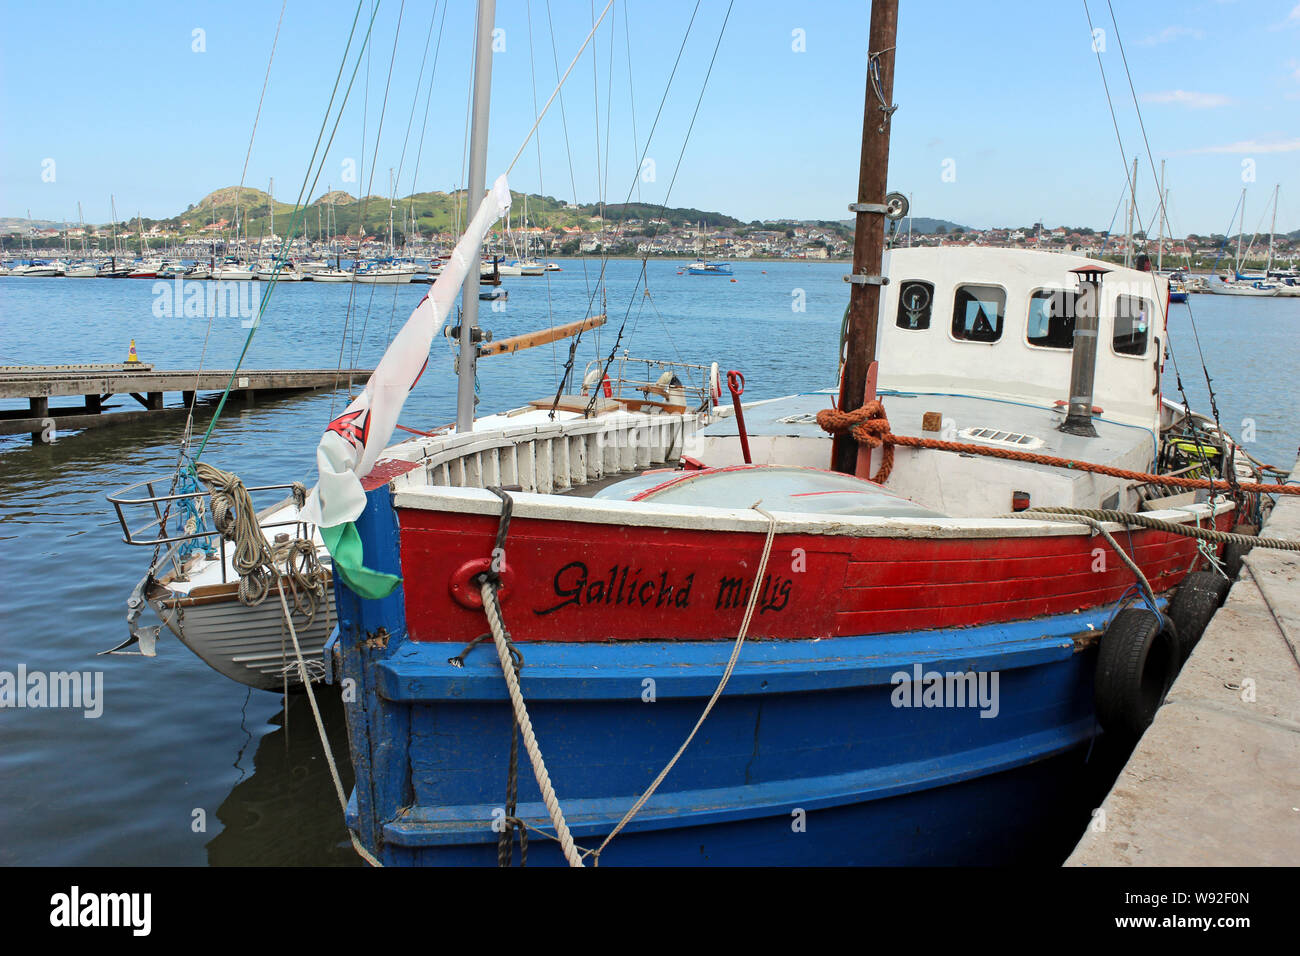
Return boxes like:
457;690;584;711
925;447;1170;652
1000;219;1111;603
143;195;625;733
1067;456;1300;866
0;363;373;441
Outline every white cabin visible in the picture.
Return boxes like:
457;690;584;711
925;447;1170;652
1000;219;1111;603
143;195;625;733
878;247;1170;430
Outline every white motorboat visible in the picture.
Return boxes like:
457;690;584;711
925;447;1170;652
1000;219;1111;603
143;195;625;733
212;261;256;280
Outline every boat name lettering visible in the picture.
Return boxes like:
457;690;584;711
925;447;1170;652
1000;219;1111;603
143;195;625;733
715;574;792;614
533;562;793;616
535;562;695;616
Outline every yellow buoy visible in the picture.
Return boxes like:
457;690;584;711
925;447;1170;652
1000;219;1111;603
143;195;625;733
126;339;141;364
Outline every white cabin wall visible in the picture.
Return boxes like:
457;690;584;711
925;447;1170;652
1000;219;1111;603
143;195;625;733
878;248;1168;431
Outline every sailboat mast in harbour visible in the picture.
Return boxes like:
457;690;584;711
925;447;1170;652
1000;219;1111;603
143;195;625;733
833;0;898;475
1266;183;1278;275
1156;160;1165;273
1236;187;1246;272
1124;157;1137;269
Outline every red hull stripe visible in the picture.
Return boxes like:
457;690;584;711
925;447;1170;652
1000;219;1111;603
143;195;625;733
395;508;1228;643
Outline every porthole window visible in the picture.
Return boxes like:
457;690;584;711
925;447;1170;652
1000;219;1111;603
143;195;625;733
895;280;933;330
952;284;1005;342
1027;289;1076;349
1114;295;1152;356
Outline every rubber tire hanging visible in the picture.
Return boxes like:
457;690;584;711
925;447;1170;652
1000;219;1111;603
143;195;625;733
1094;608;1179;740
1166;571;1231;665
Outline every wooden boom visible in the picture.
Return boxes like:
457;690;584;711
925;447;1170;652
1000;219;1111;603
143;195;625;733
478;314;607;357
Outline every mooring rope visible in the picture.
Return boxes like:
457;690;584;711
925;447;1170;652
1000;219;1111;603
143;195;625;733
470;492;778;866
588;502;778;864
478;575;584;867
1014;511;1159;612
815;403;1300;496
274;584;383;867
1009;507;1300;552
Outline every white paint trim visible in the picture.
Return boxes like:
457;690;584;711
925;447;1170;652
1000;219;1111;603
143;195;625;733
394;483;1230;541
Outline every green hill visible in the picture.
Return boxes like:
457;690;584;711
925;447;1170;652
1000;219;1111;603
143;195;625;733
126;187;742;243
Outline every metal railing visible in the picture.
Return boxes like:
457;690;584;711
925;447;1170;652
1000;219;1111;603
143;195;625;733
107;475;314;585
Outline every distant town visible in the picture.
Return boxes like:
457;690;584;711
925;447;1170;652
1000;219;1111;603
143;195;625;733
4;185;1297;271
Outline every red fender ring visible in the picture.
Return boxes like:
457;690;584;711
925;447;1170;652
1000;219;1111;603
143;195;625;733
449;558;513;609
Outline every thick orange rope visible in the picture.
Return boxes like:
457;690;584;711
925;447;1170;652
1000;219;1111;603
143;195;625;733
815;402;1300;496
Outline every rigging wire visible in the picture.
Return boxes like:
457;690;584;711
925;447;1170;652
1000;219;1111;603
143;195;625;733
197;0;381;459
387;0;450;348
543;0;597;299
547;0;707;408
580;0;736;417
1098;0;1235;479
349;0;407;377
228;0;289;281
524;0;560;384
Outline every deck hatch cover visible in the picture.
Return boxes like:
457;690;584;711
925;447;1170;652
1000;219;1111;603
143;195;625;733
958;426;1045;450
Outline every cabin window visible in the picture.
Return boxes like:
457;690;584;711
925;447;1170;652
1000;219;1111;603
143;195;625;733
1027;289;1076;349
951;284;1005;342
895;280;933;330
1113;295;1151;356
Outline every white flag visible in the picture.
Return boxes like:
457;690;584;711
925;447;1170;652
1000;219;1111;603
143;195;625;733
302;174;511;528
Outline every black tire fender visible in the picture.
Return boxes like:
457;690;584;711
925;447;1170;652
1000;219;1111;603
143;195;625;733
1094;608;1179;740
1166;571;1231;664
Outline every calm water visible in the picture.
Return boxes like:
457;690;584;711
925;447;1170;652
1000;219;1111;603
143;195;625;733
0;262;1295;865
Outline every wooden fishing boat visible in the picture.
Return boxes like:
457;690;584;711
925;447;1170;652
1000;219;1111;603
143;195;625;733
324;242;1259;865
103;0;1280;866
309;1;1272;866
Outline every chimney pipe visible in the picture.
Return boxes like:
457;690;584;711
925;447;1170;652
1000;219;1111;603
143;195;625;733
1059;265;1109;438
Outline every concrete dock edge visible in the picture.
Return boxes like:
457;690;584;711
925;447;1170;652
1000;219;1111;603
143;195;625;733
1066;458;1300;866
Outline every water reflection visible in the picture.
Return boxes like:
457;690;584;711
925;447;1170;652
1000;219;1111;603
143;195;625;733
206;690;359;867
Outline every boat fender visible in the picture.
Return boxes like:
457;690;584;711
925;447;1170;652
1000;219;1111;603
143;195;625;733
1094;608;1179;739
709;362;721;403
580;365;603;396
1166;571;1231;664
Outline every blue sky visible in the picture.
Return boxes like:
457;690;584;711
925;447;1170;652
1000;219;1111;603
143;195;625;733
2;0;1297;236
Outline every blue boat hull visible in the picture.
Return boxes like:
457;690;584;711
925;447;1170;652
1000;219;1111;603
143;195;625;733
329;488;1105;866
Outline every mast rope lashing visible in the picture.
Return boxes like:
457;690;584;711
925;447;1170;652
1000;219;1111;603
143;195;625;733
814;403;1300;497
815;401;895;483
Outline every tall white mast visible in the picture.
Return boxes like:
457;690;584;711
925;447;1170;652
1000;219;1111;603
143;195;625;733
1235;187;1246;273
456;0;497;432
1124;156;1137;269
1266;183;1278;275
1156;160;1165;273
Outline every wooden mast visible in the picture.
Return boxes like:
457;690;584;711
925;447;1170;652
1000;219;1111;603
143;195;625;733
832;0;899;475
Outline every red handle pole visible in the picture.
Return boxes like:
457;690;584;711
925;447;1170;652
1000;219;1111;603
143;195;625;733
727;370;751;464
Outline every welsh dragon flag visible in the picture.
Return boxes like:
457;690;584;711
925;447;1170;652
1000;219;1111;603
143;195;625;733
301;174;512;598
